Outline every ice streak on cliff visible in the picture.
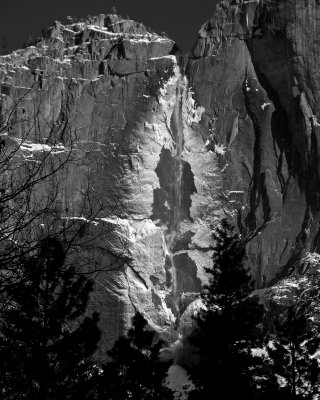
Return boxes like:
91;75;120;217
168;74;185;322
153;64;214;329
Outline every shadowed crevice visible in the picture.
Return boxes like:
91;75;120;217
151;147;197;227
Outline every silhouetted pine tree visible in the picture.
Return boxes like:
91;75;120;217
96;312;174;399
0;237;101;400
186;219;268;400
266;301;320;399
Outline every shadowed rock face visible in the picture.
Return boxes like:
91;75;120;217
188;0;320;287
152;146;197;226
1;1;320;351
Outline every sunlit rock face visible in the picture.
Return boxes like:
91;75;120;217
188;0;320;287
0;13;219;351
1;0;320;352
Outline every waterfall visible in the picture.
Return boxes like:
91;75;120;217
170;78;184;243
152;64;200;330
167;75;187;324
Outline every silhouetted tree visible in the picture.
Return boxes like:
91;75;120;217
0;237;101;400
266;301;320;399
96;312;174;399
186;219;268;399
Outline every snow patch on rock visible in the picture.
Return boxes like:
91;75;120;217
261;102;271;110
185;84;205;126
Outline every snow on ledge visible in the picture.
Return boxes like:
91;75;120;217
261;102;271;110
18;141;68;154
149;55;177;63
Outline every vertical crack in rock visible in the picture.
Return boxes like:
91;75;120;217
127;265;149;290
242;73;265;230
247;63;293;193
125;271;138;314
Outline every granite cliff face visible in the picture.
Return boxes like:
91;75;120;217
0;13;218;349
188;0;320;286
0;1;320;349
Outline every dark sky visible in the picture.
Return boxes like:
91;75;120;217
0;0;218;53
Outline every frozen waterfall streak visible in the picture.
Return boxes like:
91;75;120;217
168;74;185;321
172;78;183;240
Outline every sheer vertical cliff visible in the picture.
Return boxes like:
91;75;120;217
1;1;320;350
188;0;320;287
0;14;219;349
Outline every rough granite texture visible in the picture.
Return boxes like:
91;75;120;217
0;14;217;351
188;0;320;287
1;1;320;351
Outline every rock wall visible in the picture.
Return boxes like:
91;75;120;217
188;0;320;287
1;1;320;351
0;13;219;351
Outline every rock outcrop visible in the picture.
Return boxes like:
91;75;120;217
1;1;320;351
